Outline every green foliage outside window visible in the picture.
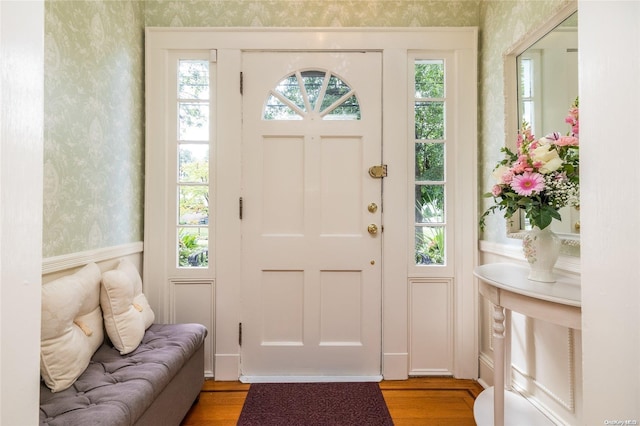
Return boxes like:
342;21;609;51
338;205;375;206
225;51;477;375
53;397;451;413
414;60;446;265
179;228;209;267
415;192;445;265
177;149;209;267
177;60;210;268
416;227;445;265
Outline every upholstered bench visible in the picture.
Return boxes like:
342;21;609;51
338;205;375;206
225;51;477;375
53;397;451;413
39;323;206;425
39;261;207;425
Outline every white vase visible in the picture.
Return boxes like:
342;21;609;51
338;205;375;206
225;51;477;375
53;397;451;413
522;226;561;283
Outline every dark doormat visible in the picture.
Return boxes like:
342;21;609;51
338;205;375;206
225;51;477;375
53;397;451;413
237;382;394;425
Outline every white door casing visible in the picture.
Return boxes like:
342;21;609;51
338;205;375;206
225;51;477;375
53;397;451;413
240;52;383;381
144;28;478;381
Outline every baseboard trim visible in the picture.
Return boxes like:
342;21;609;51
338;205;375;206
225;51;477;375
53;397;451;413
239;375;383;384
383;352;409;380
214;354;240;381
42;242;144;275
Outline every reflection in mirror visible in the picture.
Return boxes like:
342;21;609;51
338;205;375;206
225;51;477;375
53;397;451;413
518;12;578;238
504;3;579;247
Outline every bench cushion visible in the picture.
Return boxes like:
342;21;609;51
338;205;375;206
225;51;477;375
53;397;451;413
100;259;155;355
41;263;104;392
39;323;207;426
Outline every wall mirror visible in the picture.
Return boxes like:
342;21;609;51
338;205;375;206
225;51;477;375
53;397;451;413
504;2;579;247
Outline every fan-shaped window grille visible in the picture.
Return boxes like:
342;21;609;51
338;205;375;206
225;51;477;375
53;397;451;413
264;70;361;120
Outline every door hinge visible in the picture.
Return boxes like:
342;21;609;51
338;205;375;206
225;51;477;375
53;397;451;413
368;164;388;179
240;72;243;95
238;322;243;347
239;197;243;220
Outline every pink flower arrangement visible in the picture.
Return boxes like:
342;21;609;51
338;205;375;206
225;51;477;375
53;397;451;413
511;172;545;196
565;102;579;136
480;98;580;230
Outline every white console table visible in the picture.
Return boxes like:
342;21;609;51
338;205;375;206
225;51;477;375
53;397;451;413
473;263;581;426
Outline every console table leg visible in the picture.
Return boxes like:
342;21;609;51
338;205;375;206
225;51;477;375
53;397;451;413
493;304;505;426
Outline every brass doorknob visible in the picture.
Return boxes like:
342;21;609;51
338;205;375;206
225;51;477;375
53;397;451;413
368;224;378;235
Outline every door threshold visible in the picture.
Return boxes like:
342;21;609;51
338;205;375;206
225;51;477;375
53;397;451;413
239;375;383;384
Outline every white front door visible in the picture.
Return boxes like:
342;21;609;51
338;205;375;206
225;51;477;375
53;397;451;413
240;51;383;380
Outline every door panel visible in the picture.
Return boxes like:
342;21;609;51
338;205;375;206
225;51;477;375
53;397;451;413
241;51;382;379
320;136;363;235
261;136;305;234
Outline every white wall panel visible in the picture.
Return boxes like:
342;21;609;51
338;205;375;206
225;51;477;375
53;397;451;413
170;280;215;376
409;279;453;375
511;313;576;412
1;3;44;422
580;2;640;420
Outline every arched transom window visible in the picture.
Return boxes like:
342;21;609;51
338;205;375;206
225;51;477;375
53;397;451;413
264;69;361;121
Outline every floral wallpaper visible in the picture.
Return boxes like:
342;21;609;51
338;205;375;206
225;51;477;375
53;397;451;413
44;0;570;257
144;0;480;27
44;1;145;257
43;0;479;258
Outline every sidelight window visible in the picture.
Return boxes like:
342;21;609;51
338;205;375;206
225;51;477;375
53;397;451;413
413;59;446;266
176;59;210;268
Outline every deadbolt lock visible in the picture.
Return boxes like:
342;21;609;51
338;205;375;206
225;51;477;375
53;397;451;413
367;224;378;235
368;203;378;213
368;165;388;179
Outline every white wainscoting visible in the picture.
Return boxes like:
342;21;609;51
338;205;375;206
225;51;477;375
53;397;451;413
42;242;144;282
169;279;215;377
478;240;582;425
408;278;454;376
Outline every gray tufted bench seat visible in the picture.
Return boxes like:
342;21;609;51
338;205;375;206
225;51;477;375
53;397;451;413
39;323;207;426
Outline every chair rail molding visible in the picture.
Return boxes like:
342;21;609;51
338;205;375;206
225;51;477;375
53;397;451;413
42;242;144;275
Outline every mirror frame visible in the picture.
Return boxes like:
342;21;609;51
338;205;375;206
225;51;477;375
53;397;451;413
503;1;579;248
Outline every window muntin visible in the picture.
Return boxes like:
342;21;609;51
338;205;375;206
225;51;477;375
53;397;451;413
517;52;542;137
264;70;361;121
519;56;535;131
413;59;446;266
176;59;210;268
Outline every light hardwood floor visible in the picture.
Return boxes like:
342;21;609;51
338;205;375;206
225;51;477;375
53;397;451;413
181;377;484;425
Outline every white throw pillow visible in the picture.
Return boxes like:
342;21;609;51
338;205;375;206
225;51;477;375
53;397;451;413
100;258;155;354
41;262;104;392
